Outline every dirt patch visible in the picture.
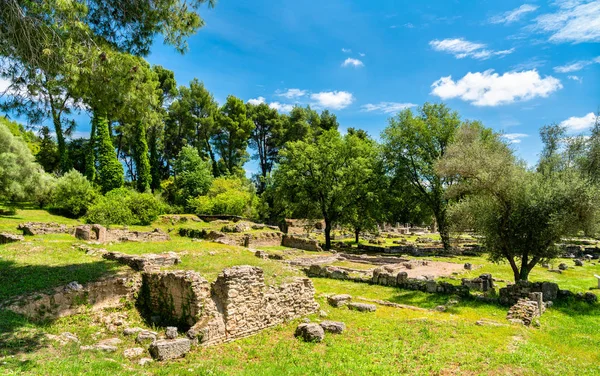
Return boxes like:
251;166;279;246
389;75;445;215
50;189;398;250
380;260;466;279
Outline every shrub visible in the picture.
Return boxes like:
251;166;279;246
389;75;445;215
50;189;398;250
51;170;98;217
189;177;257;217
85;187;165;226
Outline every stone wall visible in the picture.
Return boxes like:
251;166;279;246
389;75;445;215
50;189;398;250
103;252;181;271
282;235;323;252
3;273;141;321
138;266;319;346
18;222;74;236
245;232;283;247
0;233;24;244
75;225;170;242
372;269;470;297
499;281;559;305
461;274;494;292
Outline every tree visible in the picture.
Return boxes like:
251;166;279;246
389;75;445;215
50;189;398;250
537;123;566;175
52;169;98;217
247;102;284;193
189;177;257;217
0;121;48;203
214;95;255;176
438;123;599;282
95;112;124;193
382;103;461;252
36;126;60;173
172;146;213;209
273;130;379;249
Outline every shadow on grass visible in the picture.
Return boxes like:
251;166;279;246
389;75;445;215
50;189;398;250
0;309;46;357
549;299;600;317
0;258;121;303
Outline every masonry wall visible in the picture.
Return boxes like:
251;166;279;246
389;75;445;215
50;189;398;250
282;235;323;252
138;266;319;346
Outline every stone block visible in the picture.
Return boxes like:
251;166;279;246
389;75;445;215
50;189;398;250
320;321;345;334
148;338;191;361
327;294;352;307
294;323;325;342
347;303;377;312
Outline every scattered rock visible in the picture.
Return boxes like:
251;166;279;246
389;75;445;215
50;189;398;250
558;263;568;271
475;320;506;327
123;327;144;336
138;357;153;366
319;310;328;318
319;321;345;334
46;332;80;345
347;303;377;312
574;259;584;267
98;337;122;346
64;281;83;292
327;294;352;307
123;347;145;359
464;263;472;270
434;305;447;312
80;344;118;352
294;323;325;342
165;326;178;339
0;233;24;244
136;330;157;344
148;338;192;361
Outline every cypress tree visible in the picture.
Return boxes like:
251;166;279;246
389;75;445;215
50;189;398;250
95;110;124;193
132;121;151;192
85;114;97;182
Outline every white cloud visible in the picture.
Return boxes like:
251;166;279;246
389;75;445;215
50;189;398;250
491;4;539;24
276;88;307;98
268;102;294;113
431;69;563;106
553;56;600;72
429;38;515;60
247;96;266;105
404;23;415;28
342;58;364;68
532;0;600;43
560;112;598;132
501;133;529;144
341;48;352;53
568;75;583;82
310;91;354;110
359;52;366;57
361;102;416;114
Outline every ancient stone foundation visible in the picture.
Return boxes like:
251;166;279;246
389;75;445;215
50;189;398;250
372;269;470;296
0;232;24;244
499;281;559;305
103;252;181;271
18;222;75;236
75;225;171;242
461;274;494;292
3;274;141;321
138;266;319;346
282;235;323;252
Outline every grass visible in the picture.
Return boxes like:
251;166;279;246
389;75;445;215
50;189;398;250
1;208;600;375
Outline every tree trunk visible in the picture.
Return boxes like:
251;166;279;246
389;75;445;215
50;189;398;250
355;228;360;243
436;213;451;253
324;219;332;250
52;115;69;172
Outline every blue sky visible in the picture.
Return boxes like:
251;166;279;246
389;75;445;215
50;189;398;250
2;1;598;174
146;0;599;171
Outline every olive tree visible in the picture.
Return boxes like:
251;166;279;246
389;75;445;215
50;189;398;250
438;123;599;282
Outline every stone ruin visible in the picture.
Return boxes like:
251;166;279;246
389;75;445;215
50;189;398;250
0;232;24;244
18;222;75;236
102;251;181;271
499;281;559;305
2;273;141;321
506;292;545;326
282;235;324;252
74;224;170;243
178;227;283;248
138;266;319;346
461;274;494;292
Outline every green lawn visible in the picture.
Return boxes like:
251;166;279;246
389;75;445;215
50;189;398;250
1;209;599;375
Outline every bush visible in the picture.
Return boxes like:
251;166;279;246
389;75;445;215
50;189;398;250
51;170;97;217
189;177;257;217
85;187;165;226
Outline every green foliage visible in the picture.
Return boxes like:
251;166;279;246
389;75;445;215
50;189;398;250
382;103;462;252
438;123;599;282
132;121;151;192
172;146;213;208
188;177;257;217
214;95;255;176
51;170;97;217
272;129;379;249
0;121;47;203
94;111;124;193
85;188;164;225
36;126;60;173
